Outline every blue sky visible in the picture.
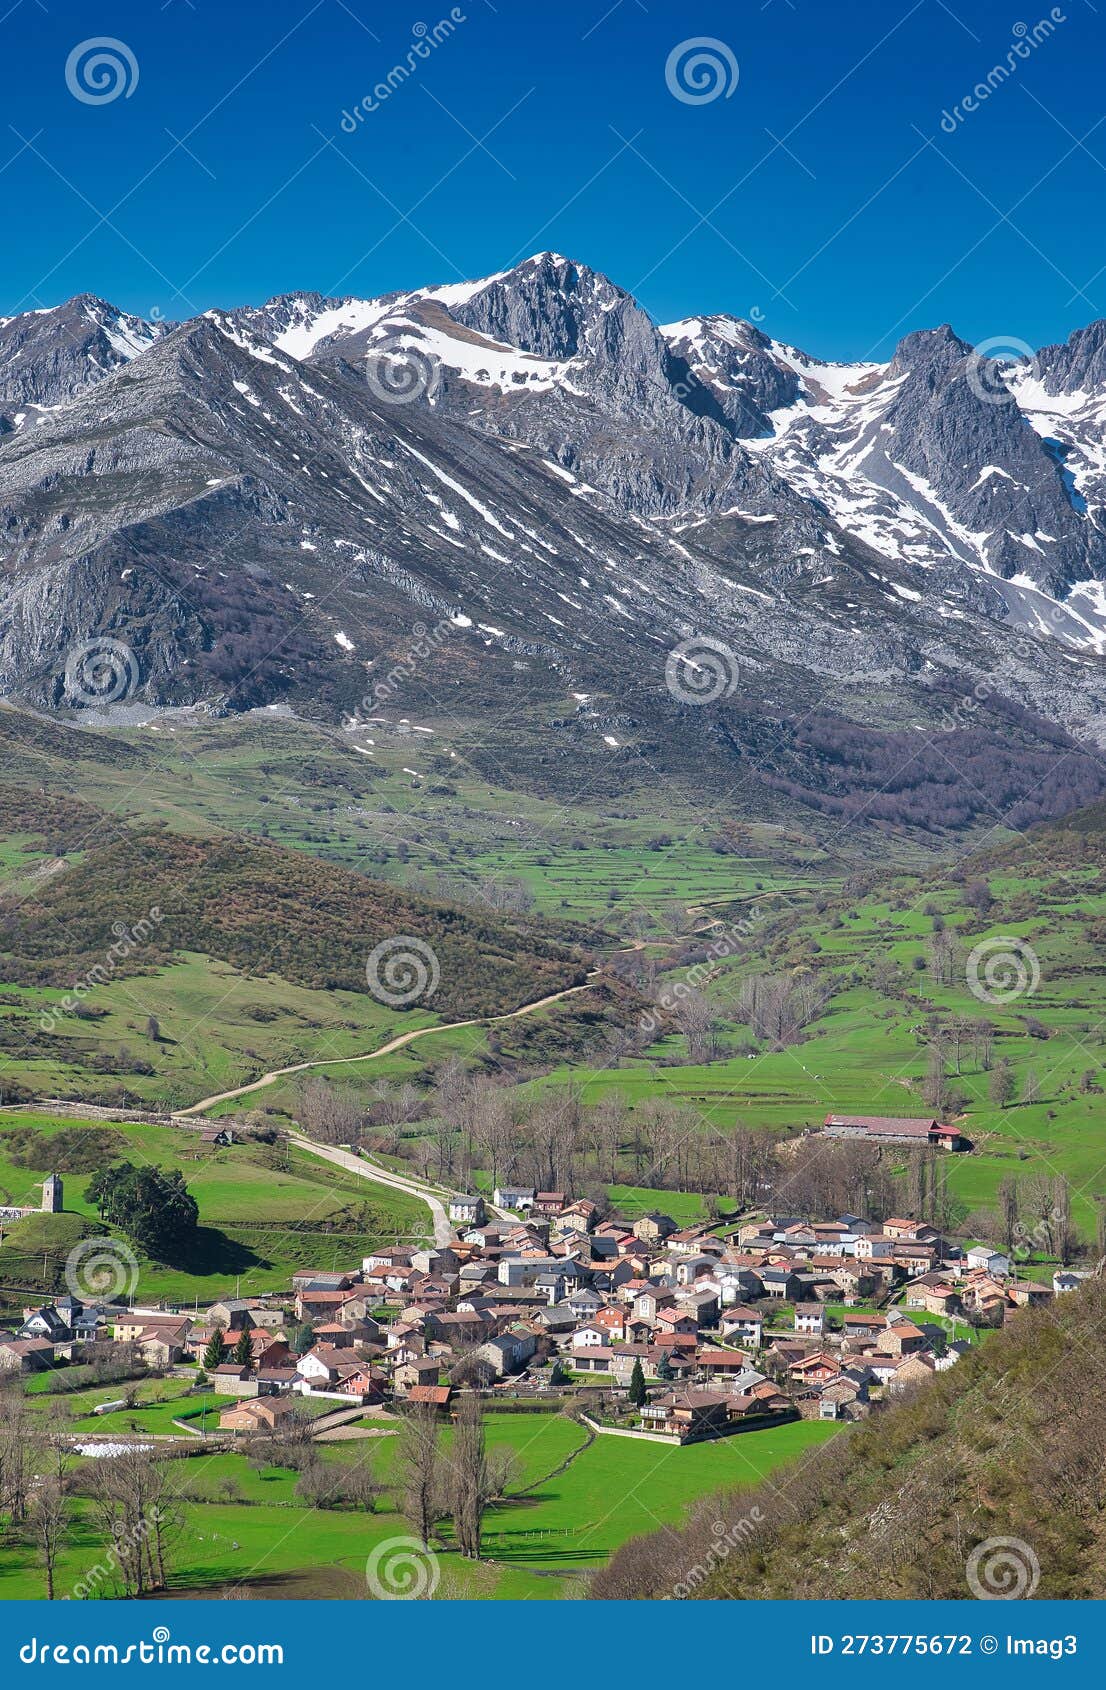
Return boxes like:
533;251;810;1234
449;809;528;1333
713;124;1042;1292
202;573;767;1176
1;0;1105;358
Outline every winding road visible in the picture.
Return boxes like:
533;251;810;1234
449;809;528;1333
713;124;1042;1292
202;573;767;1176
176;977;594;1118
287;1136;459;1247
175;974;598;1245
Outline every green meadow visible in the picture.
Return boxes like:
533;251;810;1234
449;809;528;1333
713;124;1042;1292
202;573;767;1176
0;1410;838;1600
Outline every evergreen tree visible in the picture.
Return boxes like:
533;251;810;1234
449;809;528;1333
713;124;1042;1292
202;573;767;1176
85;1161;199;1257
202;1329;226;1371
628;1358;647;1407
232;1329;252;1368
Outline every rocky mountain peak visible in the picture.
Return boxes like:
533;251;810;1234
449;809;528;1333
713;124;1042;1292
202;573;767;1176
1029;318;1106;396
448;251;632;363
0;294;163;427
887;323;976;380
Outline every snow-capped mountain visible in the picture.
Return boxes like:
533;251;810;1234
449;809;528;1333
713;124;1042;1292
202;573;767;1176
3;253;1106;834
235;254;1106;640
0;295;165;432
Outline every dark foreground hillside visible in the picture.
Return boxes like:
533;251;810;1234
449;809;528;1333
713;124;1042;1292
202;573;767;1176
592;1280;1106;1601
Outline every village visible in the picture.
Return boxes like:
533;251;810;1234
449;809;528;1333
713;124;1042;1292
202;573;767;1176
0;1172;1082;1448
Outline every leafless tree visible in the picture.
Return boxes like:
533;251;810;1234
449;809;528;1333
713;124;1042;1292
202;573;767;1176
449;1394;516;1559
927;930;957;987
591;1092;627;1185
674;988;718;1063
0;1393;35;1524
298;1077;364;1144
91;1446;179;1596
450;1392;488;1558
923;1042;948;1110
972;1018;995;1071
345;1457;384;1513
998;1176;1020;1255
720;1123;774;1212
396;1402;443;1547
462;1078;516;1190
30;1478;69;1600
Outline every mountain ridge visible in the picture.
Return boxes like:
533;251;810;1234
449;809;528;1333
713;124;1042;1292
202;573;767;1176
4;253;1106;837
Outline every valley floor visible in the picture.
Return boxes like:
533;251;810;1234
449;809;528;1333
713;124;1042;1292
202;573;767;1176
0;1409;837;1601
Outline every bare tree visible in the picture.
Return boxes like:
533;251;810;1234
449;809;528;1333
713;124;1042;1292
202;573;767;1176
721;1123;774;1212
998;1176;1020;1256
450;1392;488;1559
989;1061;1016;1110
927;930;957;987
91;1446;179;1596
462;1078;516;1190
0;1393;35;1524
923;1042;948;1110
30;1479;69;1600
449;1394;516;1559
972;1019;995;1071
298;1078;365;1144
396;1403;442;1547
674;988;718;1063
591;1092;627;1185
345;1457;384;1513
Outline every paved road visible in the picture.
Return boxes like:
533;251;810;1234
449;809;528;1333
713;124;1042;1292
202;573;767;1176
288;1134;458;1247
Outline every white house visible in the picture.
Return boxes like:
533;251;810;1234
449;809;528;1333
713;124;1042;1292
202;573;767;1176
493;1186;535;1211
719;1306;763;1348
794;1303;825;1336
966;1246;1011;1276
448;1195;486;1226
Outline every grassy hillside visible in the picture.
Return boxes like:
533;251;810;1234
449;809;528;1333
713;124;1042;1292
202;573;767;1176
522;804;1106;1240
0;702;845;902
0;797;597;1105
0;953;431;1109
0;1109;427;1302
2;826;584;1014
592;1280;1106;1601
